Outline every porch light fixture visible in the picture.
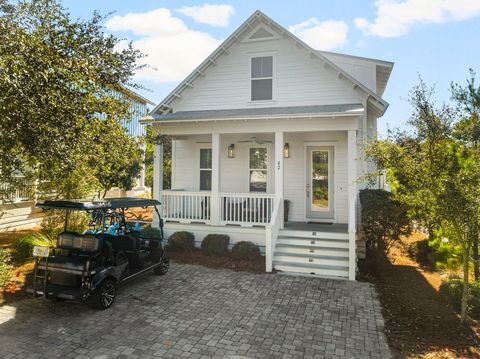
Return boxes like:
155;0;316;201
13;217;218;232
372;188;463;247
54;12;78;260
283;142;290;158
228;143;235;158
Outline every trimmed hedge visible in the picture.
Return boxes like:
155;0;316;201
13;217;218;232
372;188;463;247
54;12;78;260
231;241;260;260
167;231;195;252
439;279;480;319
201;234;230;256
360;189;410;256
140;225;162;239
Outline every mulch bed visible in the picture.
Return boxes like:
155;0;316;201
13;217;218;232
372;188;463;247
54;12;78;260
169;250;266;274
359;235;480;358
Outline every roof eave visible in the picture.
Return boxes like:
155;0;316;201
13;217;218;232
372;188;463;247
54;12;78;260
148;109;364;124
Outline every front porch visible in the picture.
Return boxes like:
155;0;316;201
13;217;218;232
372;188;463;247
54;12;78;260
152;123;359;279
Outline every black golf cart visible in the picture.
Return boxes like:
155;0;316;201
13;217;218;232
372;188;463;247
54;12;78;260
30;197;169;309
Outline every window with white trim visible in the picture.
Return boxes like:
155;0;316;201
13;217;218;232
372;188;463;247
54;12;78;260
251;56;273;101
199;148;212;190
249;147;267;192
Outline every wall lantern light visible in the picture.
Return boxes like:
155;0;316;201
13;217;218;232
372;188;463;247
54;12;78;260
228;143;235;158
283;142;290;158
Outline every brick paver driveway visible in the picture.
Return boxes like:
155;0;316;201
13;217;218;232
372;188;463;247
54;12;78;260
0;264;390;359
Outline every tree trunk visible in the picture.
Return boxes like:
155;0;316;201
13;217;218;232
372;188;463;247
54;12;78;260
473;234;479;281
461;244;471;323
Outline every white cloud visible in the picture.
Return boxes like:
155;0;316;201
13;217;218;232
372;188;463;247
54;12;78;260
177;4;235;27
289;18;348;50
106;8;221;83
355;0;480;38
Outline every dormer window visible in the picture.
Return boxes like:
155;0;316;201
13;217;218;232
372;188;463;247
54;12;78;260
251;56;273;101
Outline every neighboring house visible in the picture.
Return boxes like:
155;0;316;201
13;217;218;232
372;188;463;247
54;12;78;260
145;10;393;280
0;88;154;230
110;88;155;196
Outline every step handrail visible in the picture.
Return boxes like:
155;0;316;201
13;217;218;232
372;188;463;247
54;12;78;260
265;197;282;272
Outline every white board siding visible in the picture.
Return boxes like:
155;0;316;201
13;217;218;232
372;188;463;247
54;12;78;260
170;131;349;224
163;223;266;253
220;134;275;194
171;138;198;191
171;37;362;112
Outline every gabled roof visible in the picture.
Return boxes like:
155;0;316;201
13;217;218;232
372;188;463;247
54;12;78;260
317;50;394;97
150;10;391;118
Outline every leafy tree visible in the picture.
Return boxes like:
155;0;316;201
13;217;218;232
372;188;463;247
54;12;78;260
89;118;143;198
451;68;480;280
367;78;480;322
0;0;144;200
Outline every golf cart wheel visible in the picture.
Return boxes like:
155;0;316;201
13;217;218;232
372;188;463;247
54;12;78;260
89;278;116;310
154;252;169;275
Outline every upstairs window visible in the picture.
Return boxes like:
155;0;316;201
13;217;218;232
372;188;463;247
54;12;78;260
199;148;212;190
251;56;273;101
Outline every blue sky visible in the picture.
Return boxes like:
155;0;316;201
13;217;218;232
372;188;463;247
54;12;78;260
63;0;480;134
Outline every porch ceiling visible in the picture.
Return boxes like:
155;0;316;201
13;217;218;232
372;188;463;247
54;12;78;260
147;104;363;123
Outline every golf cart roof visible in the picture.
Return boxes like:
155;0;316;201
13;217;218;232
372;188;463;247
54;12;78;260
36;197;161;210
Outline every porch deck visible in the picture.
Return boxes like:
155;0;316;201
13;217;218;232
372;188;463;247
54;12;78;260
283;222;348;233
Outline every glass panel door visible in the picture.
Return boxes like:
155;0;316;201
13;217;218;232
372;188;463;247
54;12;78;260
306;146;334;220
311;150;329;210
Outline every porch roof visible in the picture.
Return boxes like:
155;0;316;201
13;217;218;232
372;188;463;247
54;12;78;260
145;103;364;123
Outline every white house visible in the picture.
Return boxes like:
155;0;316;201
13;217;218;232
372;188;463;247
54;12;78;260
144;10;393;280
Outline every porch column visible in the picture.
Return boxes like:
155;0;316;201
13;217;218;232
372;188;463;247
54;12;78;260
153;143;163;227
347;130;357;280
210;133;221;225
275;131;284;228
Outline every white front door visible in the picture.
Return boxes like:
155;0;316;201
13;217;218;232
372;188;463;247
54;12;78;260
306;146;334;221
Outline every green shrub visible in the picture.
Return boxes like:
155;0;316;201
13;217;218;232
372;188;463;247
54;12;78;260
360;189;411;257
167;231;195;252
11;233;56;262
407;240;436;267
428;231;463;271
231;241;260;260
201;234;229;256
139;225;162;239
439;279;480;319
0;248;12;288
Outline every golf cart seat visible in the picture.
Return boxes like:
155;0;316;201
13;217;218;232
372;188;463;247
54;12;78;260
102;234;137;251
57;232;103;253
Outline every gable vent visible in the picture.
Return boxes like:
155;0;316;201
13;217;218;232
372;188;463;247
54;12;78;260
249;27;274;40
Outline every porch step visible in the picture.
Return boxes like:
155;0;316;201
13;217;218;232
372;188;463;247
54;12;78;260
274;253;348;266
276;236;349;249
279;229;349;240
274;228;351;278
275;243;348;257
273;261;349;278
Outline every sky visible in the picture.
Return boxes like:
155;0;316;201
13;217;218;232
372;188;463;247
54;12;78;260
62;0;480;135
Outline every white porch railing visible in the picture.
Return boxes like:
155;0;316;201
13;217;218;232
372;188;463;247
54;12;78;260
220;193;275;226
265;198;282;272
161;191;211;224
160;190;275;226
